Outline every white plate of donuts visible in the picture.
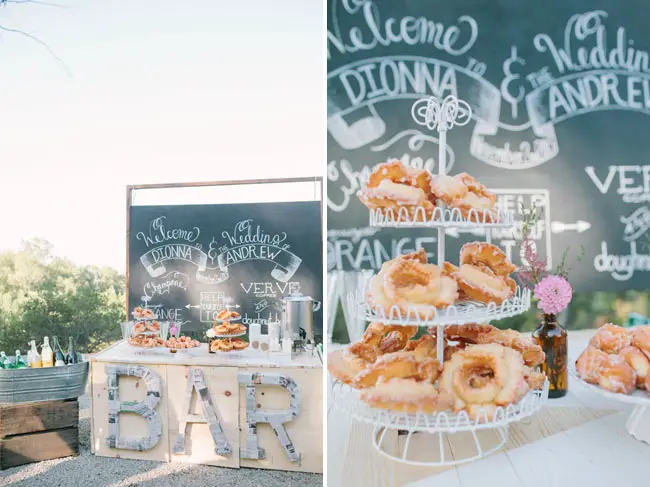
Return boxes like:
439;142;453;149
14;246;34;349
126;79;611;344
574;323;650;405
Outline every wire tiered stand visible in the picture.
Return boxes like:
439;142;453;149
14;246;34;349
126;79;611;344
331;95;548;481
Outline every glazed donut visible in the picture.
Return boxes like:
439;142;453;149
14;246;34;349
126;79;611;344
133;321;147;334
646;370;650;392
589;323;630;354
367;250;428;315
523;366;546;390
347;342;380;364
214;324;231;335
360;322;385;346
328;350;368;385
450;173;498;223
439;344;528;413
449;264;516;305
358;161;435;221
383;259;458;317
360;377;454;414
378;330;410;354
367;160;432;193
362;322;417;353
436;323;544;367
459;242;516;277
430;174;468;205
351;352;421;389
598;355;636;394
231;338;249;350
619;346;650;388
384;258;442;304
631;326;650;360
575;346;607;384
369;256;458;319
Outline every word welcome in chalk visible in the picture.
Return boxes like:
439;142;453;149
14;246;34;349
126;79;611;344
136;217;201;249
143;272;189;299
585;165;650;203
328;1;477;58
594;241;650;281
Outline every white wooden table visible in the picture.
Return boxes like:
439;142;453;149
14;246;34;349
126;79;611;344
328;330;650;487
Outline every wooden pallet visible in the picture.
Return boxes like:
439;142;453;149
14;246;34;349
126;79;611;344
0;399;79;470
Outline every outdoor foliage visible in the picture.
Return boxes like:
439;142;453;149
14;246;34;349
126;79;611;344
0;238;125;354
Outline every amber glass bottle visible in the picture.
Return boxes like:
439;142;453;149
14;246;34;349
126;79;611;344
532;314;568;398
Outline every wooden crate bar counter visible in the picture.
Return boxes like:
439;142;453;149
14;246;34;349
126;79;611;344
90;342;322;473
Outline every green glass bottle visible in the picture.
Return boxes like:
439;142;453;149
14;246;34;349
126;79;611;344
14;350;27;369
0;352;8;369
66;338;78;364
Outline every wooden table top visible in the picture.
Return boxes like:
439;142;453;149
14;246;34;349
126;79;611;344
92;341;322;369
327;329;650;487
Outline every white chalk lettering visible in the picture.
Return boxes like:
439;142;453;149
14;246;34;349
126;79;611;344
328;2;477;58
594;241;650;281
136;217;200;249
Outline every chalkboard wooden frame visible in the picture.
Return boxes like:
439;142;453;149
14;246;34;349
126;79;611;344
125;177;324;320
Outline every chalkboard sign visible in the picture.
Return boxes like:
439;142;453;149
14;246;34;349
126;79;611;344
128;202;323;334
327;0;650;292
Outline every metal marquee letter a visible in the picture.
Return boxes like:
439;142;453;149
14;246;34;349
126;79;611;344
173;367;232;456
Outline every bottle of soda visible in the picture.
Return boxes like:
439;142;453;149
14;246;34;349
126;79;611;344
0;351;8;369
14;350;27;369
66;337;78;364
52;336;66;367
41;337;54;367
28;340;42;368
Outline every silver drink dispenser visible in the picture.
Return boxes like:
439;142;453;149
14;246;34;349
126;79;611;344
280;293;321;353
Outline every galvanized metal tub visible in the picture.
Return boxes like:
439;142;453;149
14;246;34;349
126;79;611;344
0;362;89;404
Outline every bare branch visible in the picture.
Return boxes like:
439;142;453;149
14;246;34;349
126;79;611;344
3;0;66;7
0;25;71;76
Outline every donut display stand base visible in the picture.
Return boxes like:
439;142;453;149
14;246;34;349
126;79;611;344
331;379;549;467
572;366;650;444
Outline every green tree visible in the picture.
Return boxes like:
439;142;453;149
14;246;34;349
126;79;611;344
0;239;124;354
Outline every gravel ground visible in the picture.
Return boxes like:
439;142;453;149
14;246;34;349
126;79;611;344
0;394;323;487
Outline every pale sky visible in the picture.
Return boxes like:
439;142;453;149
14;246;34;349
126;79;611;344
0;0;324;270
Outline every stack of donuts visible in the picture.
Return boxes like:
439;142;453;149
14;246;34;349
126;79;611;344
357;160;499;223
328;322;546;420
576;323;650;394
368;244;517;320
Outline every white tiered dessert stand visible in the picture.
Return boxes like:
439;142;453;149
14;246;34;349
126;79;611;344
330;95;549;485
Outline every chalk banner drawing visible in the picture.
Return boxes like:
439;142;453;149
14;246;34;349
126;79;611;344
129;202;323;331
327;1;650;292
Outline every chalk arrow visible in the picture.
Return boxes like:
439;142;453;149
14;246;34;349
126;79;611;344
226;304;241;309
551;220;591;234
185;304;200;309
